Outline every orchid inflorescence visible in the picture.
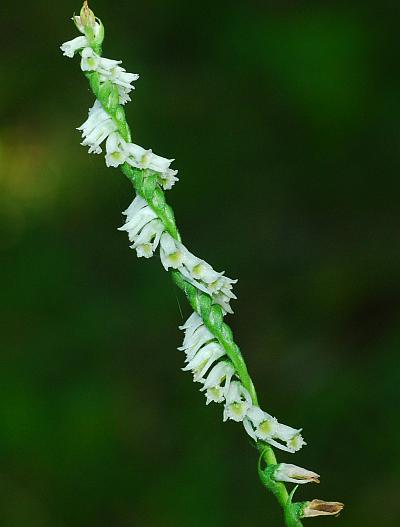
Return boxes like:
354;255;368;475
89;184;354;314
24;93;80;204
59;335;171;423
60;3;343;525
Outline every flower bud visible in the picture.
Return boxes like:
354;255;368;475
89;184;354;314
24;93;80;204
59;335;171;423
80;2;96;29
73;2;104;47
302;499;344;518
274;463;320;484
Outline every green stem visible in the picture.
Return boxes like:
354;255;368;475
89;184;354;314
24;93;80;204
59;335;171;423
78;48;300;527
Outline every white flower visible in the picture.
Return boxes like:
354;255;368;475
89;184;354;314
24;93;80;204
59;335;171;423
179;312;203;338
243;406;279;441
181;251;223;284
176;247;237;314
60;36;89;58
123;195;148;220
125;143;178;189
107;67;139;89
158;169;179;191
208;277;237;315
243;408;306;453
119;196;164;258
212;290;236;315
105;132;129;167
201;361;235;404
79;47;139;105
223;381;252;422
182;342;225;382
77;100;117;154
80;46;103;71
118;88;133;106
273;463;320;485
131;218;164;258
126;143;176;176
118;196;158;243
274;423;306;453
102;66;139;105
178;324;215;362
160;233;185;270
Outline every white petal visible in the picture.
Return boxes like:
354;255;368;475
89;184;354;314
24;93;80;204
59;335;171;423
179;312;202;332
60;36;88;58
123;196;148;218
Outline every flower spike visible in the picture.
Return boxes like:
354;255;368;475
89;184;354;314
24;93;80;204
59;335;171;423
60;4;343;526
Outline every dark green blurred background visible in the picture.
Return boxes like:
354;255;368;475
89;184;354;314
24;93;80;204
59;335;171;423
1;1;399;525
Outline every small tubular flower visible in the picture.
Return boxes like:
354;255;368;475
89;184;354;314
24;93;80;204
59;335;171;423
179;250;224;284
182;342;225;382
102;66;139;105
158;170;179;191
178;312;203;339
79;47;139;105
180;249;237;313
126;144;172;172
118;196;158;243
223;381;252;422
178;320;215;362
77;100;117;154
243;406;279;442
125;144;179;189
243;408;305;453
201;360;235;404
166;244;237;313
105;132;129;167
160;233;186;270
301;500;344;518
274;423;306;453
60;35;89;58
81;47;122;73
131;218;165;258
273;463;320;484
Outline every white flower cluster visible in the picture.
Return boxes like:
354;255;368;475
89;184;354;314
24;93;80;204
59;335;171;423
160;234;237;314
61;14;306;461
179;312;306;453
76;99;179;189
60;38;178;189
118;197;237;313
80;47;139;106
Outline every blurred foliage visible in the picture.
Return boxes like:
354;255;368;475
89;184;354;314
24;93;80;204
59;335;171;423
1;1;400;526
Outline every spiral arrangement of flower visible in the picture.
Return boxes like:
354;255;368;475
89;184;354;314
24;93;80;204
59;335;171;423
60;3;343;525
